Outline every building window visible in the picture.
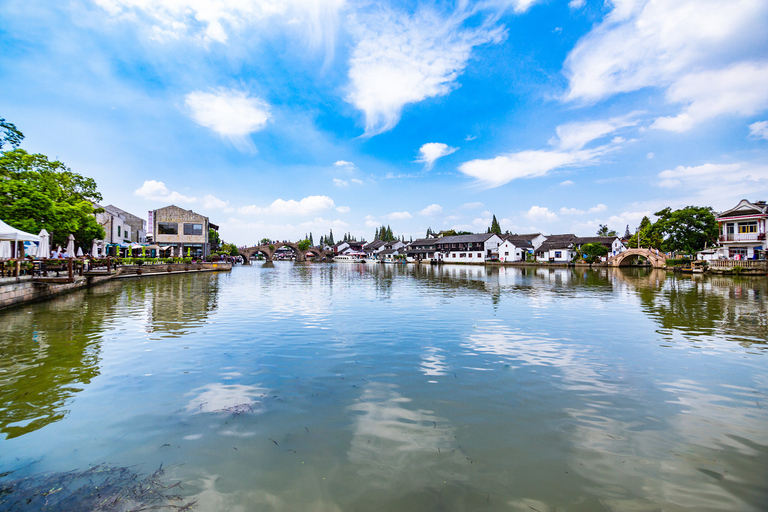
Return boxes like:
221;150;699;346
739;222;757;233
505;251;509;256
158;222;178;235
460;253;465;258
477;253;482;258
184;223;203;236
730;247;748;258
554;251;562;258
117;226;121;237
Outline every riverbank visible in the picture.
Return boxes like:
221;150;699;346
0;262;231;311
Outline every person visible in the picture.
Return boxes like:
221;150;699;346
61;250;70;258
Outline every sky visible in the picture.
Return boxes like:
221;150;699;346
1;0;767;246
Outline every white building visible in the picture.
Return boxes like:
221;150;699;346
435;233;503;263
713;199;767;260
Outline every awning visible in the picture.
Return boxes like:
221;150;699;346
0;218;40;243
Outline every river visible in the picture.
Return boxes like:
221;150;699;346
1;263;766;511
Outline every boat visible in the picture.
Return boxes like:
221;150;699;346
333;254;364;263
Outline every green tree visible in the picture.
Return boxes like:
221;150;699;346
259;237;271;245
328;229;334;245
488;215;501;235
653;206;718;254
209;228;220;250
580;242;609;264
0;149;105;247
627;216;663;249
1;118;24;150
297;239;311;251
596;224;617;236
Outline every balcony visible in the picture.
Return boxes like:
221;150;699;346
719;233;765;242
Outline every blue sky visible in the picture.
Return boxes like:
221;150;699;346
2;0;767;245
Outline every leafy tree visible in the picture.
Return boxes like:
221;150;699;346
297;239;311;251
596;224;617;236
0;118;24;150
580;242;609;264
309;232;314;246
426;227;433;237
209;228;220;250
0;149;105;247
328;229;334;245
488;215;501;235
259;237;271;245
220;242;239;256
653;206;718;254
627;216;663;249
623;225;631;239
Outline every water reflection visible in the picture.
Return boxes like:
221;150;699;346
0;283;121;439
0;273;223;439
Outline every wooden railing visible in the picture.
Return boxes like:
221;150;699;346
708;259;766;269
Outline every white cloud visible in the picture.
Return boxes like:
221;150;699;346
336;206;350;213
564;0;768;103
334;160;355;167
94;0;344;57
651;62;768;132
238;195;336;216
464;135;477;141
346;6;504;136
384;211;412;220
459;114;636;188
657;161;768;208
418;204;443;216
416;143;458;170
202;194;229;209
365;220;379;228
350;178;364;185
134;180;196;203
564;0;768;130
185;88;270;151
460;202;484;210
525;206;558;222
749;121;768;140
560;180;574;186
568;0;585;9
647;152;655;159
333;178;348;187
559;204;607;215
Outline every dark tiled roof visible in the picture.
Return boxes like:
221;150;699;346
502;239;534;249
408;238;436;248
573;236;620;247
435;233;497;245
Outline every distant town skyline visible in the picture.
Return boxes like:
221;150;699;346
2;0;767;245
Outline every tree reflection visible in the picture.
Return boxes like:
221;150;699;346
0;282;122;439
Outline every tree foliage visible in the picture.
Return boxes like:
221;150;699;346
297;239;311;251
579;242;609;264
0;118;24;150
596;224;617;236
487;215;501;235
653;206;718;254
0;148;105;247
375;225;396;241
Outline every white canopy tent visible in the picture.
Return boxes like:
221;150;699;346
0;219;40;259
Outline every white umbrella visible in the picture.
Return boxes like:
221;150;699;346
91;240;100;257
0;241;10;259
76;247;84;257
66;234;75;256
38;229;50;259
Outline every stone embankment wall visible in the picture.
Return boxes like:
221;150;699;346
0;262;231;311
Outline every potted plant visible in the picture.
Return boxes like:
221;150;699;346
135;257;144;275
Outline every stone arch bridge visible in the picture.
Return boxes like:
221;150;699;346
239;243;333;263
607;248;669;268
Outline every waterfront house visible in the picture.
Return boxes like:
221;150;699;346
104;205;147;243
149;205;212;258
498;238;534;262
516;233;547;251
534;234;577;262
94;203;137;256
713;199;767;259
406;238;441;262
435;233;503;263
363;240;387;259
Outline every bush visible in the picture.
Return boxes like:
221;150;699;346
665;258;691;266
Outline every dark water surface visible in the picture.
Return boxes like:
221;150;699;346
1;263;766;511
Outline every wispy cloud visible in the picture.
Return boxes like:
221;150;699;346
333;160;355;167
657;161;768;209
559;204;607;215
749;121;768;140
458;114;638;188
185;88;270;151
416;143;458;170
564;0;768;130
346;5;504;136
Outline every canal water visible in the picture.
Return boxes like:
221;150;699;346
1;263;766;511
